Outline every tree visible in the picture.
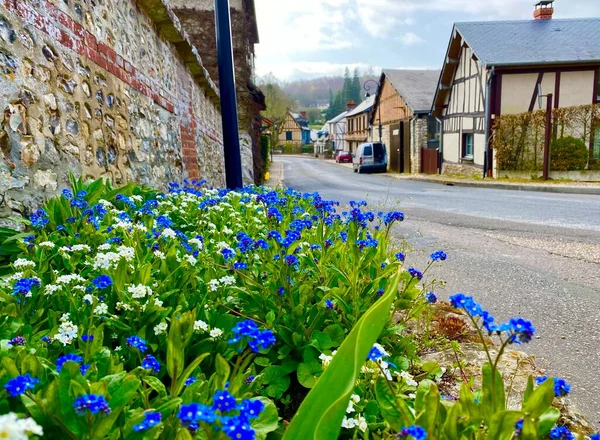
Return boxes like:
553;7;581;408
326;88;335;120
257;72;296;147
351;68;362;104
342;67;352;103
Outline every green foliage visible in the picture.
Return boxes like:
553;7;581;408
0;177;427;439
260;134;270;176
551;136;589;171
283;271;401;440
493;103;600;172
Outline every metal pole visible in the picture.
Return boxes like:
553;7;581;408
542;93;553;180
378;105;382;142
215;0;243;189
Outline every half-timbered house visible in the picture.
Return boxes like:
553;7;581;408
432;1;600;176
370;70;441;173
278;111;311;148
346;95;376;154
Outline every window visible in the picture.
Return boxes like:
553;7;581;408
363;145;373;156
462;133;474;159
286;131;292;141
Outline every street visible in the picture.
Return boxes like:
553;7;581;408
278;155;600;425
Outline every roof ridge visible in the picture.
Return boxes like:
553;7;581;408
456;17;600;25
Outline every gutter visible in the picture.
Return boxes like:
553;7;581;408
483;66;495;178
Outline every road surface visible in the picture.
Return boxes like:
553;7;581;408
279;155;600;426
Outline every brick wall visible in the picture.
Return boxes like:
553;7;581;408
0;0;225;225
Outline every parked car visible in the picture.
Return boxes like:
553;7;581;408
336;151;352;163
353;142;387;173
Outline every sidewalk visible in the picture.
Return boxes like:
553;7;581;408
321;158;600;195
265;160;285;188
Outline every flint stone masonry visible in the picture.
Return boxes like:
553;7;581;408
0;0;226;221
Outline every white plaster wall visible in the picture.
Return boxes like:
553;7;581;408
443;133;460;163
560;71;595;107
474;133;486;166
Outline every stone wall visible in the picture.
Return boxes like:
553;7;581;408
442;162;483;177
171;0;265;185
410;116;428;174
0;0;225;223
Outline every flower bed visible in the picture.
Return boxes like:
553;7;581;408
0;178;595;439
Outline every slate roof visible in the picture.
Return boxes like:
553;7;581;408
291;112;309;128
346;95;376;118
383;69;441;113
327;111;348;124
456;18;600;67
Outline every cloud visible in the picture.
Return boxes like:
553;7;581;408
400;32;423;46
256;61;380;81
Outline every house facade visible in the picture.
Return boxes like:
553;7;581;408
370;70;441;173
323;110;349;153
346;96;376;154
278;112;311;147
432;1;600;176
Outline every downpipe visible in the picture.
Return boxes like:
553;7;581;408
483;66;495;179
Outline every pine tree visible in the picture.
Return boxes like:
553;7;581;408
326;88;335;120
342;67;352;104
351;68;362;104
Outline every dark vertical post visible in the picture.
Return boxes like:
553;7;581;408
378;106;382;142
542;93;553;180
215;0;243;189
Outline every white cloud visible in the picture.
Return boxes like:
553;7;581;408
256;61;379;81
400;32;423;46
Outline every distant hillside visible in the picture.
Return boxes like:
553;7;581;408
282;74;378;108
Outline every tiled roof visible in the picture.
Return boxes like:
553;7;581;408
346;95;376;118
383;69;441;113
456;18;600;67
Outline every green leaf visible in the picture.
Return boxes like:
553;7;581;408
487;410;524;440
143;376;168;399
481;362;506;416
251;397;279;440
538;408;560;436
375;377;411;431
297;360;323;389
323;324;346;346
175;352;210;396
522;377;555;418
415;379;440;432
214;353;231;390
283;270;402;440
442;402;461;440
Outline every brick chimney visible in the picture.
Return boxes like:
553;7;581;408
300;111;307;120
534;0;554;20
346;100;356;111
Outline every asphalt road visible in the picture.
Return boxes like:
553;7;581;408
278;155;600;426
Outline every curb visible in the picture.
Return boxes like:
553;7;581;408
317;158;600;196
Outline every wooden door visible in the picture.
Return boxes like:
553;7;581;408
421;148;439;174
389;123;401;172
400;120;411;173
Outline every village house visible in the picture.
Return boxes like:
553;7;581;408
431;0;600;177
320;102;358;154
370;70;441;173
278;111;311;148
346;95;376;154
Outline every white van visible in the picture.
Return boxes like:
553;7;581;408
352;142;387;174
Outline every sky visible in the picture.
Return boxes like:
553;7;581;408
254;0;600;82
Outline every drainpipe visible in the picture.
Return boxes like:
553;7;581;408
436;117;443;174
483;66;495;178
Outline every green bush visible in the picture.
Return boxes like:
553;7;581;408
260;134;270;176
550;136;589;171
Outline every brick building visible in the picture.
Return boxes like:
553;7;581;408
171;0;266;184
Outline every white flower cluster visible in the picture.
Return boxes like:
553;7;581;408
95;302;108;315
128;284;153;299
341;414;367;432
189;238;203;249
13;258;35;269
44;284;61;296
38;241;56;249
154;321;168;335
319;350;337;368
0;412;43;440
161;228;177;239
59;244;92;254
208;275;236;292
193;320;223;338
56;274;86;285
54;314;78;345
346;394;361;413
93;246;135;270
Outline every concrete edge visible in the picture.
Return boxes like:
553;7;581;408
316;157;600;195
